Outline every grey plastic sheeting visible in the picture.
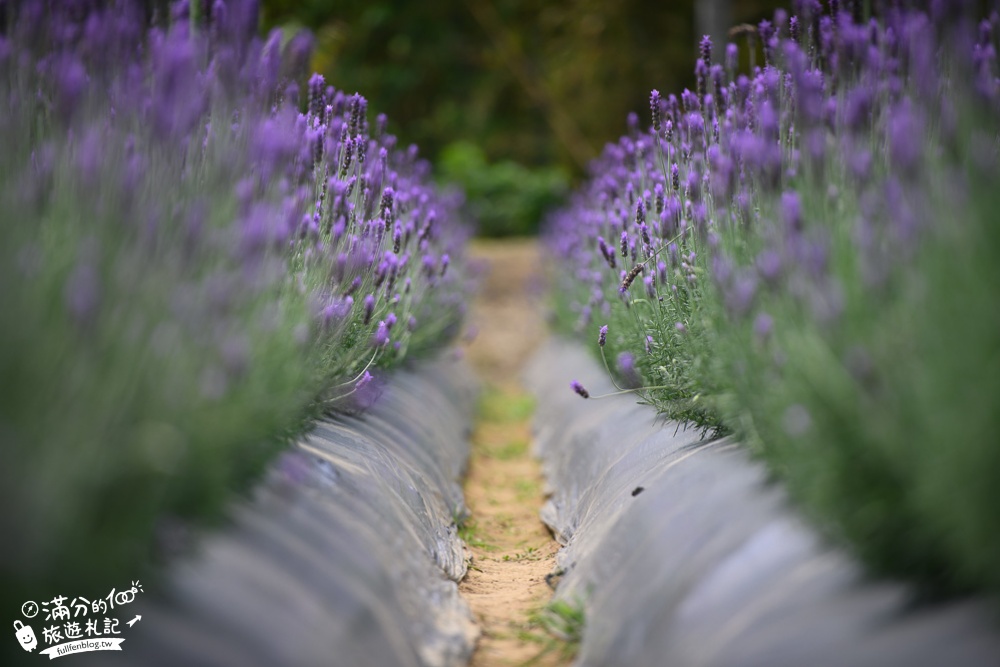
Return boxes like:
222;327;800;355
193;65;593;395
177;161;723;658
90;355;479;667
526;338;1000;667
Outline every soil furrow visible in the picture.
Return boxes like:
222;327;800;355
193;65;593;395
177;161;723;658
460;239;569;667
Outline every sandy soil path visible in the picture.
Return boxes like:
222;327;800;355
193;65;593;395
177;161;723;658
459;239;570;667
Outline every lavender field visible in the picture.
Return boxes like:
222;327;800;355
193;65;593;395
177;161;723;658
3;0;1000;665
0;0;471;616
549;1;1000;597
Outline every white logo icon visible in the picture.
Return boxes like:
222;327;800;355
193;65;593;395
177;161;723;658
14;620;37;652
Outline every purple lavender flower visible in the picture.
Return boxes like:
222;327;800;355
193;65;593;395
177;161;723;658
887;101;924;175
55;56;88;123
371;320;390;347
725;42;738;73
363;294;376;325
598;324;608;347
756;249;783;285
598;236;617;269
725;272;758;318
570;380;590;399
753;312;774;340
650;89;663;133
616;351;642;388
699;35;713;64
781;191;803;234
308;72;326;114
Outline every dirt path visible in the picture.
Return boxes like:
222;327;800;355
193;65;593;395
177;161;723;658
459;239;569;667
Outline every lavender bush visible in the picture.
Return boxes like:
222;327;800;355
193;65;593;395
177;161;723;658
0;0;470;607
548;1;1000;595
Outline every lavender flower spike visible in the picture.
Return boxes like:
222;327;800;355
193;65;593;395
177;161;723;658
599;324;608;347
699;35;713;64
571;380;590;399
650;89;663;133
363;294;376;325
356;371;373;391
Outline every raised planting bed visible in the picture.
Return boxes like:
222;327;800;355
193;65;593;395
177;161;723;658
527;339;1000;667
86;355;478;667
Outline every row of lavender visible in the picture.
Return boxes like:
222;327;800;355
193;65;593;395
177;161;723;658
0;0;470;611
548;1;1000;597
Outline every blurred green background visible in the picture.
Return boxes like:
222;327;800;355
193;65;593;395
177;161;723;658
261;0;785;235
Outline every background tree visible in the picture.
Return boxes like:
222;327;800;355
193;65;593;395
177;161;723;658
261;0;785;233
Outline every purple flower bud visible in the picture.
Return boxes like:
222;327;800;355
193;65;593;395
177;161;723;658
598;324;608;347
781;191;802;234
756;249;783;284
356;371;373;391
287;29;315;77
726;43;738;72
617;351;642;388
699;35;713;64
848;144;872;182
380;186;395;226
675;322;687;334
308;73;326;114
363;294;375;324
754;312;773;340
598;236;617;269
620;230;629;257
372;320;390;347
888;101;924;175
570;380;590;399
346;275;363;296
650;89;663;133
726;272;758;317
712;254;733;285
55;56;88;123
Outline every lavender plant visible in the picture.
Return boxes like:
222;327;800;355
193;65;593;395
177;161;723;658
0;0;470;607
548;1;1000;595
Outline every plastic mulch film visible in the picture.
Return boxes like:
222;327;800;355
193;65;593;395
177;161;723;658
88;355;479;667
526;338;1000;667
